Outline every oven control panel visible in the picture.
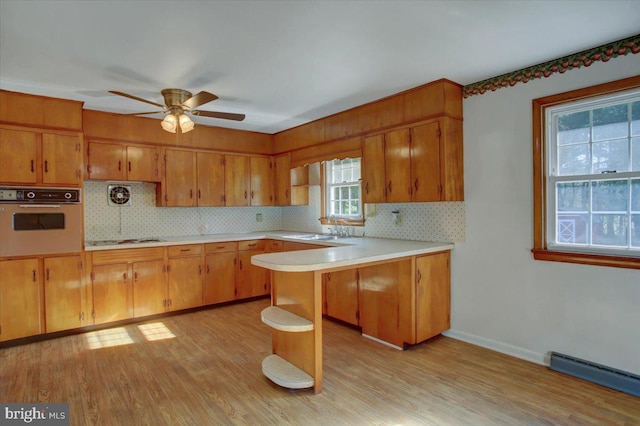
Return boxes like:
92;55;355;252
0;187;81;203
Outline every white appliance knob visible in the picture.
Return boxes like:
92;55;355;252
26;192;36;199
65;192;72;199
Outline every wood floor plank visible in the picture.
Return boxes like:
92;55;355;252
1;299;638;425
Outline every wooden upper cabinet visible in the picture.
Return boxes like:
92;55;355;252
0;128;82;186
0;258;42;341
274;153;291;206
384;128;412;203
0;128;37;184
250;156;273;206
225;155;250;206
410;121;442;202
126;145;159;182
196;152;225;207
362;134;386;204
44;255;83;333
165;149;196;207
87;142;159;182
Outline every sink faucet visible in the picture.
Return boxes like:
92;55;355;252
329;214;338;235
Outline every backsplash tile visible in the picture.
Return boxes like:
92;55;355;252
84;181;282;241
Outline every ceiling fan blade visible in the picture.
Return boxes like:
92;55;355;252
182;91;218;110
192;110;245;121
120;111;165;116
109;91;165;108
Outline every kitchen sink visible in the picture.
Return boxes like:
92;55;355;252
86;238;165;247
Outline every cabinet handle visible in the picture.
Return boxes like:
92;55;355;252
365;182;369;194
123;272;127;282
30;159;35;173
190;189;193;199
180;248;191;252
207;264;210;274
128;161;132;172
251;190;254;199
417;269;422;283
134;271;138;283
388;180;392;194
118;160;121;171
198;265;202;275
239;260;243;270
248;243;257;247
44;160;49;173
216;246;225;249
285;189;289;198
198;189;201;199
244;190;247;199
414;178;419;191
46;268;50;281
32;269;37;282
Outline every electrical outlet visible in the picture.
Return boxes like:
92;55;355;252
256;213;263;222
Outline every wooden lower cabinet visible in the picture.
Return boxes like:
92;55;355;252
167;256;203;311
44;255;84;333
323;269;359;325
92;263;133;325
282;241;320;252
415;251;451;342
204;247;237;305
358;260;412;347
0;258;42;341
132;260;166;317
237;240;268;299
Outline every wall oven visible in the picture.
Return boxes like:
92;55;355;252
0;186;82;257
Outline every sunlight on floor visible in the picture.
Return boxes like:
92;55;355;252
85;327;134;349
137;322;176;341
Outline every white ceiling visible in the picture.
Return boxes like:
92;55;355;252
1;1;639;134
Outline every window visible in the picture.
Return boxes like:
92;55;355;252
532;76;640;269
324;158;362;221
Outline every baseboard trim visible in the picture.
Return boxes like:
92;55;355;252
442;329;547;366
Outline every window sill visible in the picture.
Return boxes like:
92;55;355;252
531;249;640;270
319;217;364;227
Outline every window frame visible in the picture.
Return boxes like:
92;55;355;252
320;158;364;226
532;75;640;269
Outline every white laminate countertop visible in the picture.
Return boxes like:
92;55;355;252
84;231;454;272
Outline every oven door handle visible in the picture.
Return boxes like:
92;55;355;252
19;204;61;208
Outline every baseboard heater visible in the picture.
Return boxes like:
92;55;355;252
549;352;640;397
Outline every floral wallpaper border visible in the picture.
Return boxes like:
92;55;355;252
463;34;640;98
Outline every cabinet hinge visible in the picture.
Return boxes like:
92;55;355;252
222;158;226;166
166;265;171;273
438;184;443;194
90;272;95;281
437;128;442;138
163;264;166;273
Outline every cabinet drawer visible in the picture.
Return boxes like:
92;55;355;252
205;241;238;254
167;244;203;257
91;247;164;265
238;240;265;251
266;239;284;251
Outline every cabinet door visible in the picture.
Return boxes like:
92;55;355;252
132;260;166;317
204;252;237;304
237;250;267;299
224;155;250;206
358;260;412;347
0;259;42;341
273;154;291;206
165;149;196;207
127;146;159;182
87;142;125;180
410;122;441;202
42;133;82;185
384;128;411;203
92;263;133;324
0;128;38;184
196;152;225;207
44;255;83;333
415;252;450;343
167;257;203;311
250;156;273;206
362;134;386;203
324;269;359;325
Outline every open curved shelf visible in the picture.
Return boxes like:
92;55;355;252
262;354;314;389
261;306;314;332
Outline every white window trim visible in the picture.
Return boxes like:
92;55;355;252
324;159;363;220
544;89;640;258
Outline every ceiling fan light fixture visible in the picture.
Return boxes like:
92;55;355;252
179;114;194;133
161;114;177;133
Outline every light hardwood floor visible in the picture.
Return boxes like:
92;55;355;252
1;299;638;425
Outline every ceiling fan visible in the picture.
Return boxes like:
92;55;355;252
109;88;245;133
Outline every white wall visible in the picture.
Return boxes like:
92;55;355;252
450;54;640;374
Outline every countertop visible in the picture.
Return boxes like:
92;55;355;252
85;231;454;272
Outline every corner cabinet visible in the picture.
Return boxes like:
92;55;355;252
0;127;83;186
362;116;463;203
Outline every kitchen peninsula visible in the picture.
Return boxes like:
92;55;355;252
251;234;453;394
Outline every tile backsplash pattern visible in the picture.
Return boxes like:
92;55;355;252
84;181;282;241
